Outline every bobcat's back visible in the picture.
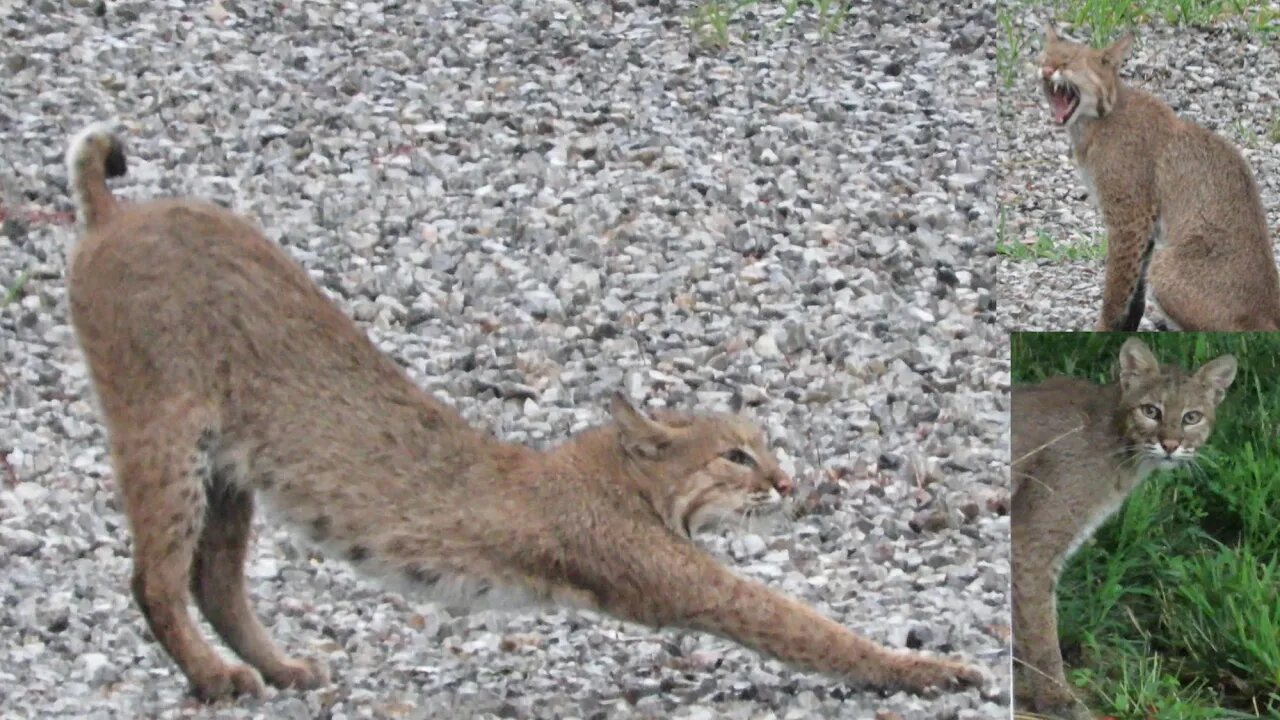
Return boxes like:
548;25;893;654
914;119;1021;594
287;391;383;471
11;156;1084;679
1155;123;1278;270
1011;377;1115;497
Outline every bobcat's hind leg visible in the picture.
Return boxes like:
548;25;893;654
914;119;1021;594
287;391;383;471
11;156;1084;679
114;398;264;701
192;476;329;691
1148;247;1280;331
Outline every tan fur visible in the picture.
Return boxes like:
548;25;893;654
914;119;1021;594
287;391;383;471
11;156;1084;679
1040;27;1280;331
66;120;128;230
1011;338;1235;718
64;124;984;702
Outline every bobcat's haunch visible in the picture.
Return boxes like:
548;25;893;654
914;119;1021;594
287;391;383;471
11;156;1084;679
64;122;986;703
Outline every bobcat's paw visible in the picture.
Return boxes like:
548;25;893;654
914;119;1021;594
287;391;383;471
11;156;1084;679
265;656;330;690
189;663;265;702
901;657;989;695
1037;698;1094;720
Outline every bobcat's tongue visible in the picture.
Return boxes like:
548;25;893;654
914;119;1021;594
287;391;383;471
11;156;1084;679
1050;87;1076;124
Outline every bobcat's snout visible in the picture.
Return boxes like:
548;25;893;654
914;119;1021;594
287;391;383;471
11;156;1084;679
1144;441;1190;470
771;470;794;496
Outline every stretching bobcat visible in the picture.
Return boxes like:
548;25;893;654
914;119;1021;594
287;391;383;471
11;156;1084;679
64;122;984;702
1040;27;1280;331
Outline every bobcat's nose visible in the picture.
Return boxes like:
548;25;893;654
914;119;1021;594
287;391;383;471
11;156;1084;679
1041;65;1055;80
1160;439;1180;455
772;472;794;497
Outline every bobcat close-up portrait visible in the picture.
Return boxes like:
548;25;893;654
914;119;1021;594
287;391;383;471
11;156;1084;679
0;1;1008;717
1011;332;1280;718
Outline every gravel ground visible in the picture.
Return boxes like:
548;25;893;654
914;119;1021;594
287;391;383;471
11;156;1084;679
0;1;1008;718
998;21;1280;331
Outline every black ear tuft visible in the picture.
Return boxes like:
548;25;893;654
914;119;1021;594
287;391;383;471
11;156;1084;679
104;140;127;178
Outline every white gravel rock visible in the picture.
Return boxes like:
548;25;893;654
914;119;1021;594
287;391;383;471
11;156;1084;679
2;527;43;556
0;0;1007;718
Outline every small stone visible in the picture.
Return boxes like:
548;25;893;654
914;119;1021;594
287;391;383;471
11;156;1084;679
905;626;934;650
79;653;118;686
732;533;767;559
4;528;43;556
753;334;782;359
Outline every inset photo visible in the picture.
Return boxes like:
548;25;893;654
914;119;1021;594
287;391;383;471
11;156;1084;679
1011;332;1280;719
997;4;1280;331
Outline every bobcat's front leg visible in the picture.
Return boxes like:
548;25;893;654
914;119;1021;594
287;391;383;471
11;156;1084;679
1095;210;1156;331
604;544;986;695
1012;563;1085;719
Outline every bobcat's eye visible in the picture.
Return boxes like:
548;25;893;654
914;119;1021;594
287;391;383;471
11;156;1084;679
722;449;757;468
1139;404;1161;420
1182;410;1203;425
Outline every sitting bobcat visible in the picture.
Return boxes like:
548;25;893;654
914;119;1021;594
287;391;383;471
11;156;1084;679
1040;27;1280;331
63;122;984;702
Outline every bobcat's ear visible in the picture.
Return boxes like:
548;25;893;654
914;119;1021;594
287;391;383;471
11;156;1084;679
1117;338;1159;392
1044;24;1060;43
611;392;672;459
1101;32;1134;67
1195;354;1237;405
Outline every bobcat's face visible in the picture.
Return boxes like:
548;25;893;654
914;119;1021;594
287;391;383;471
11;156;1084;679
1120;378;1218;470
1039;29;1132;127
1117;339;1237;471
610;396;794;537
665;413;793;536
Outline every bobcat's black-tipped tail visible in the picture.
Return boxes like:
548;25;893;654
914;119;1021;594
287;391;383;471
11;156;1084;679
66;121;128;230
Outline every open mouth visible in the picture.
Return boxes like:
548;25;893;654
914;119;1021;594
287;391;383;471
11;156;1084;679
1044;77;1080;124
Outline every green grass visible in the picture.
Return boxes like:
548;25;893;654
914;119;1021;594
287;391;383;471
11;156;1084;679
688;0;854;47
1228;106;1280;149
2;268;28;308
1232;117;1263;148
1056;0;1280;41
998;0;1035;90
689;0;750;47
996;224;1107;262
997;0;1278;99
1013;333;1280;718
